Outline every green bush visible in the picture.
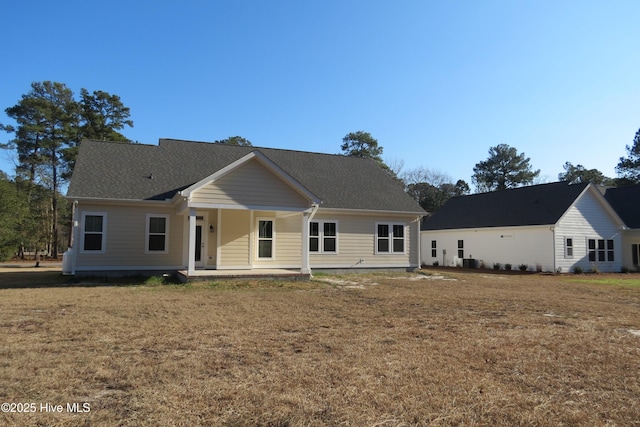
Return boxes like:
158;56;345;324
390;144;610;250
504;263;512;271
518;264;528;272
493;263;501;270
573;266;583;274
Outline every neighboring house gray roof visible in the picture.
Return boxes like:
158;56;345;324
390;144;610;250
67;139;425;213
421;181;590;230
604;185;640;229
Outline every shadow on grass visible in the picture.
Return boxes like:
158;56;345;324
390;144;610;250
0;270;182;289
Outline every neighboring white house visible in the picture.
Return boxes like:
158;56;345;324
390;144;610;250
65;139;425;279
421;182;629;273
604;185;640;271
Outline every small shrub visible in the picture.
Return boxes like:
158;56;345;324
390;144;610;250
573;266;583;274
556;267;562;274
479;261;486;269
621;266;631;274
493;263;501;270
519;264;528;272
432;261;439;267
589;265;600;274
536;263;543;272
504;263;512;271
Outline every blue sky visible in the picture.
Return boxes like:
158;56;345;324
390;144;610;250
1;0;639;188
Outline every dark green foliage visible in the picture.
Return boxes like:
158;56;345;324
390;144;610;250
616;128;640;184
214;136;253;146
0;178;27;260
472;144;540;192
341;131;384;162
407;180;470;213
1;81;132;258
559;162;613;185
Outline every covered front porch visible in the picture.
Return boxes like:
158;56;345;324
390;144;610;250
175;149;322;277
180;206;317;277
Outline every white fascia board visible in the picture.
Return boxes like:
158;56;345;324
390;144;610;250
186;202;313;213
316;207;426;217
69;197;173;207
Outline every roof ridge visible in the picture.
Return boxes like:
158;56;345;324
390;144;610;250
158;138;368;160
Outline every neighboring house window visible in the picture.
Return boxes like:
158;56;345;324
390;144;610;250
258;219;274;258
565;238;573;258
81;212;106;253
310;221;338;253
588;239;614;262
457;240;464;259
376;223;405;254
633;244;639;267
146;214;169;253
431;240;437;258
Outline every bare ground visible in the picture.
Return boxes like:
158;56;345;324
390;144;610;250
0;269;639;426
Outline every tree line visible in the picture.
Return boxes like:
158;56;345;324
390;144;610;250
1;81;639;261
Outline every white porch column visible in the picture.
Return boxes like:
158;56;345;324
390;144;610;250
187;208;197;275
301;211;311;274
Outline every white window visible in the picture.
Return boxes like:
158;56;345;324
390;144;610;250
146;214;169;254
81;212;106;253
565;237;573;258
376;223;405;254
257;219;274;259
310;221;338;253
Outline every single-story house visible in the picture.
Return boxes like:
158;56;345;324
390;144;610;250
420;181;632;273
64;139;425;278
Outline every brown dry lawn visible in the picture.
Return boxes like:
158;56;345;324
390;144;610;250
0;269;639;426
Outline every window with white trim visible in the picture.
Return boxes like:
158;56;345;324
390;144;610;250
81;212;106;253
457;240;464;259
310;221;338;253
146;214;169;253
258;219;274;259
565;237;573;258
376;223;405;254
431;240;437;258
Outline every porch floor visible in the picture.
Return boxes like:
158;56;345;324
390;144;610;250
177;268;311;282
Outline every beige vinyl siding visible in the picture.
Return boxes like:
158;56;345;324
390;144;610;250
206;210;218;266
252;211;303;268
75;203;183;269
190;159;309;209
218;209;250;268
310;212;419;268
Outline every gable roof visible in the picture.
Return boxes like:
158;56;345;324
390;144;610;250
67;138;425;214
604;184;640;228
421;181;590;230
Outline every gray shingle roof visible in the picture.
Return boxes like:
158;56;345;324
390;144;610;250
604;185;640;228
421;181;590;230
67;139;425;213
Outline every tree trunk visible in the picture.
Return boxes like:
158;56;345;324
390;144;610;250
51;147;58;260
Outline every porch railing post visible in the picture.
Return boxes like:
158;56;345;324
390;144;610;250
301;211;311;274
